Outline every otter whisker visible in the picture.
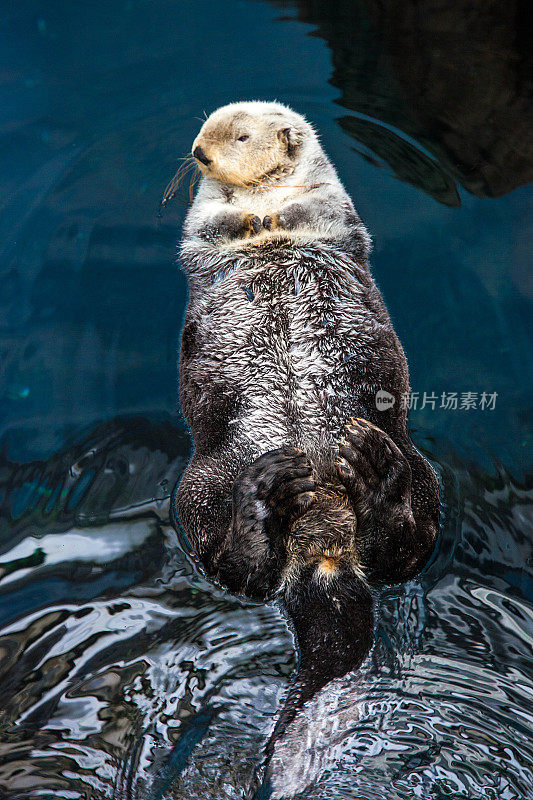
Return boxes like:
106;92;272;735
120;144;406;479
173;157;197;184
162;161;192;197
188;166;201;204
159;158;198;215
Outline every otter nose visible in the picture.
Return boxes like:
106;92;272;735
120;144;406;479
193;145;211;166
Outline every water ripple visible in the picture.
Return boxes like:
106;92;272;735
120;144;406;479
1;448;531;798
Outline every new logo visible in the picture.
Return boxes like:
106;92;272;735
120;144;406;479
375;389;395;411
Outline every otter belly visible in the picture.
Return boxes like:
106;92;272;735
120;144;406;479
183;244;383;467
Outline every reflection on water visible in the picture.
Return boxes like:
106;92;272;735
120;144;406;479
283;0;533;203
0;0;532;798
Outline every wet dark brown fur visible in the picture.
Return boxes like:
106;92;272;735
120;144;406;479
170;102;440;787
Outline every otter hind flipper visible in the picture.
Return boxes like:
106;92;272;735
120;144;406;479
337;417;439;585
210;447;317;598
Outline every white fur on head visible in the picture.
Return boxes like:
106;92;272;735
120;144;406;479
191;101;316;187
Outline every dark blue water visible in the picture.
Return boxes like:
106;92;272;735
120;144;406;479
0;2;531;798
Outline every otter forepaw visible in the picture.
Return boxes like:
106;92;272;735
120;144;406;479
244;213;262;237
336;418;411;508
262;213;280;231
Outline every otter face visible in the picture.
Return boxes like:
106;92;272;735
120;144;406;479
191;101;307;187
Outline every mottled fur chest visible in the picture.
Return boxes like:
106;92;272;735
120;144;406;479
180;242;400;458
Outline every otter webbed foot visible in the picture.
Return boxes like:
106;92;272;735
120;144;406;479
216;448;316;597
234;447;316;533
336;418;422;586
337;418;412;507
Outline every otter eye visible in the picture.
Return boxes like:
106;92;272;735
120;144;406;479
237;134;249;142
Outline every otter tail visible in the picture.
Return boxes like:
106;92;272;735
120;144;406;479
271;557;373;754
250;553;374;798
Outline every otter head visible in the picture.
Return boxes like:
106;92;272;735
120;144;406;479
191;101;310;188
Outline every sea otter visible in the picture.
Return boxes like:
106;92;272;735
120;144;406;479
171;101;440;764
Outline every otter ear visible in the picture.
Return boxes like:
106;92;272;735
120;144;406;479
278;126;304;156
